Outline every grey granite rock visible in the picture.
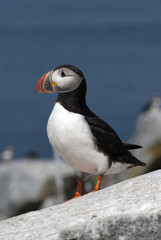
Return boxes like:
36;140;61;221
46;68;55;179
0;160;74;219
0;170;161;240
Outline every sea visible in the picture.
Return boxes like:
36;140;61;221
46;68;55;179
1;0;161;158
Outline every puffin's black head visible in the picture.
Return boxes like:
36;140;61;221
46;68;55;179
35;65;84;93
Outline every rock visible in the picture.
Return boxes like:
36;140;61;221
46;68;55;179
0;160;75;219
0;170;161;240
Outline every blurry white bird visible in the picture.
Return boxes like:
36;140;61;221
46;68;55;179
132;95;161;149
0;146;14;163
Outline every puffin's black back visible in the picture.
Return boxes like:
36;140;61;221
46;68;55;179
56;66;146;168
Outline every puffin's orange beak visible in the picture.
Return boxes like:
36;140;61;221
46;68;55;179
35;72;49;93
35;71;55;93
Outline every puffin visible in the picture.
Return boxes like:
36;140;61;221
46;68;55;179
35;64;145;199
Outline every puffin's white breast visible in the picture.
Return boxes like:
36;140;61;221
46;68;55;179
47;103;129;175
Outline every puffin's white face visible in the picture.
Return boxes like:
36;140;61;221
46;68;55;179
51;68;83;93
35;65;84;93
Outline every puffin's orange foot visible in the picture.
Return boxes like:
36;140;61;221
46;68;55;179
90;189;99;193
74;192;81;198
66;179;83;201
88;175;103;194
68;192;81;201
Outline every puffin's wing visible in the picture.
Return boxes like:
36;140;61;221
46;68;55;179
85;116;145;167
85;116;126;155
123;143;142;150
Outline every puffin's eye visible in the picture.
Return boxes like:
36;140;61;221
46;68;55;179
61;71;66;77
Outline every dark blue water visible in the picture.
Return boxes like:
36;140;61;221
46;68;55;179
1;0;161;158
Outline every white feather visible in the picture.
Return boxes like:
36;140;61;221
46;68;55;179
51;68;83;93
47;103;129;175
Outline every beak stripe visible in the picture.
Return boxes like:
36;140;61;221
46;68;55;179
35;71;54;93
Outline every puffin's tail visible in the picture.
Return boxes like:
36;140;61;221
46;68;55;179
123;142;142;150
127;155;146;169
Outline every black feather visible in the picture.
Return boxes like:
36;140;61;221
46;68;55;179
85;116;145;167
123;143;142;150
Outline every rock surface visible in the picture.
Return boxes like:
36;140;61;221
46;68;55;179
0;170;161;240
0;160;75;219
